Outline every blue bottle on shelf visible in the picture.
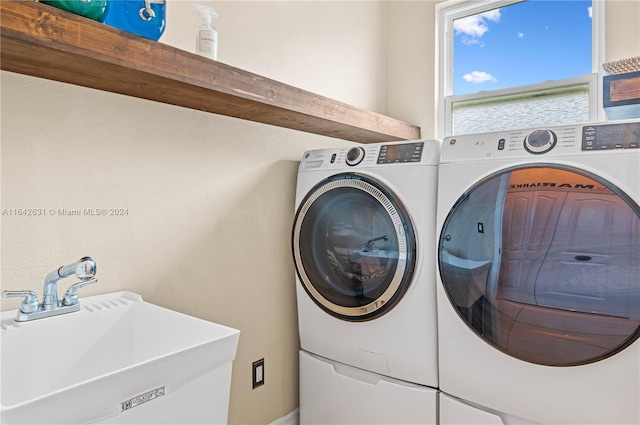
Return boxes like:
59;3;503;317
103;0;166;41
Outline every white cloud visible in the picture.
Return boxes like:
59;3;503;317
462;38;483;47
588;6;592;19
454;9;502;38
463;71;498;84
481;9;502;22
518;32;524;38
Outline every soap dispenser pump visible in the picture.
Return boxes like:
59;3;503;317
193;4;218;60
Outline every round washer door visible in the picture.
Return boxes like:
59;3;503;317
292;173;416;321
439;164;640;366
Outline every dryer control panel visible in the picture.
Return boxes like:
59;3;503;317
441;119;640;162
582;121;640;150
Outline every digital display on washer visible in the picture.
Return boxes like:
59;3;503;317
582;122;640;150
377;142;424;164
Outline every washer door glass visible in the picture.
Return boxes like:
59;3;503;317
439;165;640;366
293;173;416;321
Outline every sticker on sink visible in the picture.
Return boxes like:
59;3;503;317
121;386;165;412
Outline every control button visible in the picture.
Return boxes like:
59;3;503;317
498;138;506;150
330;153;337;163
346;147;365;166
524;129;557;154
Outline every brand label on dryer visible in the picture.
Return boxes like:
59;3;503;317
121;386;165;412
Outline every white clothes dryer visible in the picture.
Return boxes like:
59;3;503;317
439;392;537;425
436;120;640;424
292;140;440;387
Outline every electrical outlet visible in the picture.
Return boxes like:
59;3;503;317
252;358;264;389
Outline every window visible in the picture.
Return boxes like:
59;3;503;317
437;0;604;137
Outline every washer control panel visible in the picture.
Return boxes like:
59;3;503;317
300;140;433;171
377;141;424;164
343;142;425;166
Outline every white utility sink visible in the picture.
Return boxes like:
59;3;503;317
0;291;240;424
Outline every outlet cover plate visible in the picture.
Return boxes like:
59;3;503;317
252;358;264;389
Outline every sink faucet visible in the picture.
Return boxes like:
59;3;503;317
43;257;97;310
2;257;98;322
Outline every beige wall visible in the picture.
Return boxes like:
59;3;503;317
0;2;379;424
605;0;640;63
385;0;444;139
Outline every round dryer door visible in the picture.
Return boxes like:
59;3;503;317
439;164;640;366
292;173;416;321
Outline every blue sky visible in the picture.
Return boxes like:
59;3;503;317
453;0;592;95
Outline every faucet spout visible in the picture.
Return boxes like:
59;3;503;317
43;257;97;310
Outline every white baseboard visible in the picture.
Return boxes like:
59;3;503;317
269;408;299;425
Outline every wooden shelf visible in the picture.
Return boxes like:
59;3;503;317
0;0;421;143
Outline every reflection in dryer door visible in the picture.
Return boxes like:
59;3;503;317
439;165;640;366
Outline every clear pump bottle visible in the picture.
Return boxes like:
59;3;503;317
193;4;218;60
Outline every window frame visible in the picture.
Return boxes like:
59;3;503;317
435;0;605;139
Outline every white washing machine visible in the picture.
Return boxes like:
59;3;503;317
436;120;640;424
292;140;440;424
300;351;438;425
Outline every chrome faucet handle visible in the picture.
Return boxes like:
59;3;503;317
62;277;98;307
1;290;39;314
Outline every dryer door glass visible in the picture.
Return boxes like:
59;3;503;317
439;165;640;366
293;173;416;321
